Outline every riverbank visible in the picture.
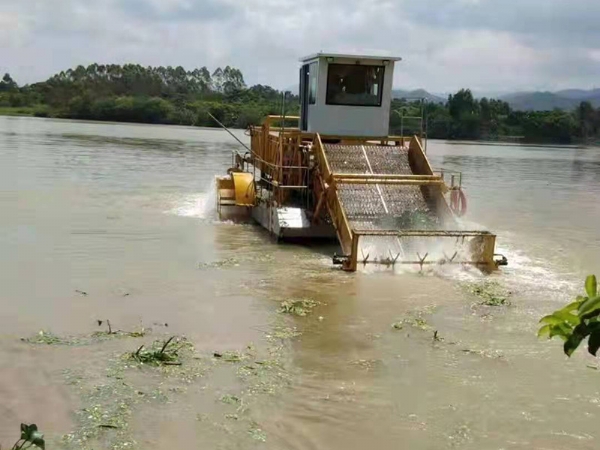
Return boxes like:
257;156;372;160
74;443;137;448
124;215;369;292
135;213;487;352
0;106;43;117
2;110;597;147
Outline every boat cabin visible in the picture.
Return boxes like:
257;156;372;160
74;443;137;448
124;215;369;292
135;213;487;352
299;53;401;137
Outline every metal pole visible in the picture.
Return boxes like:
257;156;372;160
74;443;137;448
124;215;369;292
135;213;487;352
400;112;404;140
421;98;427;153
207;111;251;152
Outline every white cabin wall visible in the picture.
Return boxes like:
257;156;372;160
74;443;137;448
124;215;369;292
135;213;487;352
306;57;395;137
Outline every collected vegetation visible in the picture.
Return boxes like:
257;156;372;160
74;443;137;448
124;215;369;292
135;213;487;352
389;210;439;230
538;275;600;357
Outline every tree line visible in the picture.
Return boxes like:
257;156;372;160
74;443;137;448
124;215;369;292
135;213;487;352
0;64;298;129
391;89;600;144
1;66;599;144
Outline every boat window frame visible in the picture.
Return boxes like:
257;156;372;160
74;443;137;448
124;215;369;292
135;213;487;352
325;63;385;107
308;61;318;105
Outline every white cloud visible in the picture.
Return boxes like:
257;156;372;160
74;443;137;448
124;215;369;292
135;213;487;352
0;0;598;93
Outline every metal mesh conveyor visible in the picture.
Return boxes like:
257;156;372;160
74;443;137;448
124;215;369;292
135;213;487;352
324;144;412;174
337;184;438;230
323;144;440;232
314;138;498;271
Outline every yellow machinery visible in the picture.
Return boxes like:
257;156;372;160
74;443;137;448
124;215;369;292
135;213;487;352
216;52;505;272
216;115;506;272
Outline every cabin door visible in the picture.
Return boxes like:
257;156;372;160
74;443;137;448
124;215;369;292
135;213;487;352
299;64;309;131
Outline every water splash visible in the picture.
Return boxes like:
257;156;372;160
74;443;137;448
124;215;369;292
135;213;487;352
166;179;217;220
356;216;579;297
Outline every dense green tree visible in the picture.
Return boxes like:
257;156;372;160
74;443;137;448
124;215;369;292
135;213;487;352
576;101;596;141
447;89;481;139
0;73;18;92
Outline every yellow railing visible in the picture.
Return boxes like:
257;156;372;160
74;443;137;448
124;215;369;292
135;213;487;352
249;116;309;205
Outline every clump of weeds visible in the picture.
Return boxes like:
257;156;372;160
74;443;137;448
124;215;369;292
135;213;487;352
465;280;511;307
266;326;301;341
93;320;148;338
213;350;248;362
21;330;73;346
129;336;188;366
279;298;319;316
248;423;267;442
199;257;239;269
22;320;149;348
392;315;431;331
220;394;241;405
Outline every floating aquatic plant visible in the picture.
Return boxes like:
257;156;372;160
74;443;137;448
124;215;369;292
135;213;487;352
279;299;319;316
129;336;186;366
465;280;511;306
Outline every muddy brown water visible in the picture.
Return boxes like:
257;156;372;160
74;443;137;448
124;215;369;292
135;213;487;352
1;116;600;449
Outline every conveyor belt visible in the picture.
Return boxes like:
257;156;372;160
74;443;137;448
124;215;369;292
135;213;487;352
315;138;497;271
323;144;439;232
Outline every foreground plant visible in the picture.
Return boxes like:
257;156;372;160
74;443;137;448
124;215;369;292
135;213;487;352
538;275;600;356
1;424;45;450
130;336;188;365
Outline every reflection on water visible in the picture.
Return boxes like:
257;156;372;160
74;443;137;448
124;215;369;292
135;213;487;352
1;116;599;449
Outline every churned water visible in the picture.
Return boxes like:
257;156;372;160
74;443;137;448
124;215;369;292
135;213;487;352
1;116;599;449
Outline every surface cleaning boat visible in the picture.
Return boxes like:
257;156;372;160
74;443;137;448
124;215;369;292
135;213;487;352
216;53;507;272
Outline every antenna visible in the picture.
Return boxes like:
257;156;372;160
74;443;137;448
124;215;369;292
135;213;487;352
207;111;251;152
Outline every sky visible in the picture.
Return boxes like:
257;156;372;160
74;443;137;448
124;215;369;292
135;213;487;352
1;0;599;95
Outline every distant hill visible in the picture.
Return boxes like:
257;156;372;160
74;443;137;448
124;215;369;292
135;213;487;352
500;89;600;111
555;88;600;100
287;83;599;111
392;89;445;104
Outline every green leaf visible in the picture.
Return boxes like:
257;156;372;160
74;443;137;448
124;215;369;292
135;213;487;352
578;296;600;317
549;322;573;341
563;323;590;357
20;423;36;440
552;310;580;326
564;332;585;357
585;275;597;298
537;324;552;338
539;314;563;325
588;331;600;356
19;424;45;449
559;300;585;314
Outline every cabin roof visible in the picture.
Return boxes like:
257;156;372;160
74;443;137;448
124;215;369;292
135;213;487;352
299;53;402;63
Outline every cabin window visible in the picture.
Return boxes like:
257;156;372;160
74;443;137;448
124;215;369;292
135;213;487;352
308;62;318;105
326;64;384;107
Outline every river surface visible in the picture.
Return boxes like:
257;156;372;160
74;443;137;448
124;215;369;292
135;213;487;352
1;116;600;449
